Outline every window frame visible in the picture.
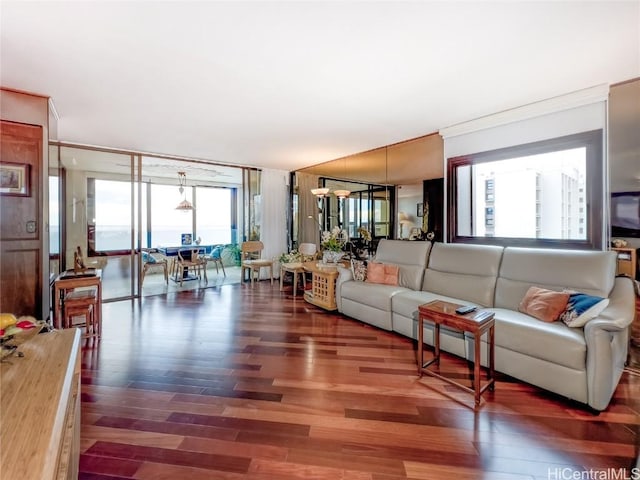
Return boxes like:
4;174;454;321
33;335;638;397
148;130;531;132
447;129;603;250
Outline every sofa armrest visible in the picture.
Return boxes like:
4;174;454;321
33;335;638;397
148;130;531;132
335;266;353;312
584;276;635;410
592;276;636;329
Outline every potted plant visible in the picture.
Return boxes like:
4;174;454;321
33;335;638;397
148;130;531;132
321;226;347;264
222;243;241;266
278;250;302;264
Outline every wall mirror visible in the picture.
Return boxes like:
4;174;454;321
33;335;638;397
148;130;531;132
609;78;640;247
294;133;444;249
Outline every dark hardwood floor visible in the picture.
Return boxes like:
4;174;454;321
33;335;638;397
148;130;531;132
79;282;640;480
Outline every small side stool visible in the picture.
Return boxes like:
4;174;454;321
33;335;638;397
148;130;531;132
64;288;100;338
280;262;306;297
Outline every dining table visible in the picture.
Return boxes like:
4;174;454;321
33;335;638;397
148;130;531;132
156;245;213;282
156;244;213;257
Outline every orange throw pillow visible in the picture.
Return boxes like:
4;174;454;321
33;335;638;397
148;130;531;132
518;286;570;322
366;262;399;286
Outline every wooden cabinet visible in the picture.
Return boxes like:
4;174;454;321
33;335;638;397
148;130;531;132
612;247;637;279
1;328;81;480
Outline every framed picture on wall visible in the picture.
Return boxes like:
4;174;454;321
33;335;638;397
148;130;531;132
416;203;424;217
0;162;29;196
181;233;193;245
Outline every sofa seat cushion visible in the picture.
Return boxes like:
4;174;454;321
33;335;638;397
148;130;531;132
480;308;586;371
392;290;475;321
341;280;410;312
392;290;472;341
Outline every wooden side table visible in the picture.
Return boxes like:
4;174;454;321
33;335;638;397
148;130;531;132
302;261;344;311
53;269;102;331
611;247;637;279
418;300;495;407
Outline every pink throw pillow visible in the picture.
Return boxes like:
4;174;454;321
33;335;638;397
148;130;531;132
518;286;570;322
366;262;399;286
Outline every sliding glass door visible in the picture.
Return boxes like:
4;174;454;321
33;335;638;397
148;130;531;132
51;144;246;301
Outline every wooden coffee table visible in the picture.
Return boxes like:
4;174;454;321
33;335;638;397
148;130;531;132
417;300;495;407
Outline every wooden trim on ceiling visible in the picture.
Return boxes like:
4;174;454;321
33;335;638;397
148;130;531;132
611;76;640;87
0;86;50;99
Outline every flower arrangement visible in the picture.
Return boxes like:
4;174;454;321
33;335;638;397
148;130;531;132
357;226;371;242
321;226;347;252
278;250;302;264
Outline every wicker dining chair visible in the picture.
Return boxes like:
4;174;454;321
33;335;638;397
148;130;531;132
241;241;274;285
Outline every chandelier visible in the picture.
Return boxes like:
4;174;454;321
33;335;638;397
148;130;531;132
175;172;194;211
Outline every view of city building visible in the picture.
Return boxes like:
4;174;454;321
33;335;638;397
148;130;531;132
469;147;587;240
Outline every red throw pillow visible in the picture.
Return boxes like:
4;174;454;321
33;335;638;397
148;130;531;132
518;286;570;322
366;262;399;286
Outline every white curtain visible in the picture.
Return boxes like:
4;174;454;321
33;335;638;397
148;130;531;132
296;172;321;249
259;168;289;279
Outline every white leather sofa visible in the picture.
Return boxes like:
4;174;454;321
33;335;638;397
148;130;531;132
336;240;636;411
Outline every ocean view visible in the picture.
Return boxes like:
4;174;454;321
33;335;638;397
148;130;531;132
49;226;233;253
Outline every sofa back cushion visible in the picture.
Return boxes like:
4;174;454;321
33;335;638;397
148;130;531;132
422;243;504;307
374;239;431;290
494;247;617;310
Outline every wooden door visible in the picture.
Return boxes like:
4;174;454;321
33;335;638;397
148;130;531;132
0;120;42;317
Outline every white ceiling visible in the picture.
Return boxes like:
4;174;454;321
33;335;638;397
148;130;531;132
2;1;639;172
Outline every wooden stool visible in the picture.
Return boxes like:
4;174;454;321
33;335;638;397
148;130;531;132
65;303;95;337
280;262;306;296
64;288;100;337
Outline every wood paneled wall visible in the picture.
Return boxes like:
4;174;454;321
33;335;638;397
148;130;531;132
0;88;50;319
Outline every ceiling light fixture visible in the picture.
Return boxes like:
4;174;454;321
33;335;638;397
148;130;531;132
175;171;194;211
311;187;330;197
333;189;351;199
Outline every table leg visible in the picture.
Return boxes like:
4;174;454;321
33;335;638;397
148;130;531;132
474;333;481;406
54;284;62;329
489;324;495;391
434;323;441;366
417;315;424;376
95;280;102;337
279;267;285;292
292;271;298;297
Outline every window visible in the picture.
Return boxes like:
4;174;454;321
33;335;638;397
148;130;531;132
194;186;232;244
91;179;135;252
149;184;192;247
89;179;236;253
447;130;603;249
373;193;390;237
49;176;59;255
